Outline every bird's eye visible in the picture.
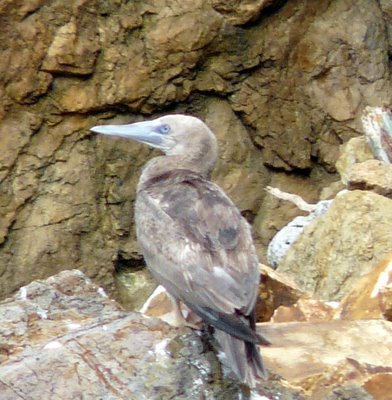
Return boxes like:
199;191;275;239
159;124;171;134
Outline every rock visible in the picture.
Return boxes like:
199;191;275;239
0;115;121;298
0;270;230;399
277;190;392;301
271;297;336;323
0;269;306;399
260;320;392;399
256;264;306;322
1;0;392;302
347;159;392;198
362;373;392;400
267;199;332;268
361;106;392;164
113;266;157;311
41;17;100;76
253;172;328;263
335;136;374;184
230;0;391;171
319;180;346;200
336;254;392;321
212;0;278;25
0;269;121;364
381;0;392;56
0;111;42;242
205;98;269;214
380;285;392;321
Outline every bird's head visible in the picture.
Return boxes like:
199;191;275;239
91;114;218;174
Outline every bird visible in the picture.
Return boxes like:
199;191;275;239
91;114;270;387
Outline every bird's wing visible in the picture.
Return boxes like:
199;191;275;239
135;170;260;319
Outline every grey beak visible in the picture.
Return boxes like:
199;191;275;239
90;120;166;149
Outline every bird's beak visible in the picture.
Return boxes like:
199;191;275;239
90;120;171;150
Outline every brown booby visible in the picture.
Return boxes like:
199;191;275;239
91;115;269;387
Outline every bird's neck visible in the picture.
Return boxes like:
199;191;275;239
138;154;216;191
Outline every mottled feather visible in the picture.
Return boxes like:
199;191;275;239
137;169;259;317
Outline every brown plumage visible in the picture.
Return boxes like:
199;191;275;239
91;115;269;387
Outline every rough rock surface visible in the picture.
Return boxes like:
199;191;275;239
253;172;332;262
277;190;392;301
271;297;336;323
336;254;392;321
1;0;391;299
335;136;375;184
229;0;391;171
347;159;392;197
256;264;307;322
114;267;157;311
267;199;332;268
3;269;392;400
261;320;392;400
0;269;306;400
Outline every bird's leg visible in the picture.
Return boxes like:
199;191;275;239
167;294;201;330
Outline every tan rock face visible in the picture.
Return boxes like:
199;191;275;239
211;0;277;25
271;297;336;323
260;320;392;400
4;269;391;399
1;0;391;300
41;17;100;76
230;0;391;171
253;171;333;263
380;285;392;321
0;270;307;400
347;159;392;197
256;264;306;322
335;136;374;184
206;98;269;212
337;253;392;321
277;190;392;301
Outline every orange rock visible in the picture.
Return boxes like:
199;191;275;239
363;373;392;400
256;264;307;322
140;285;173;318
258;320;392;399
380;285;392;321
272;298;336;323
347;159;392;198
336;253;392;320
140;285;202;327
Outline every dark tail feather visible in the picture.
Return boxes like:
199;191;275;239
245;339;267;379
183;302;269;386
185;303;271;346
214;330;267;388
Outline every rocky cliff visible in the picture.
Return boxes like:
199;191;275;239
1;267;391;399
0;0;391;302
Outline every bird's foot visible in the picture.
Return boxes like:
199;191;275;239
185;309;203;329
168;294;203;329
184;317;203;330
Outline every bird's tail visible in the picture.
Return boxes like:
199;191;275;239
214;329;267;388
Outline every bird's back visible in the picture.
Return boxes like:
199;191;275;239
135;169;260;316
